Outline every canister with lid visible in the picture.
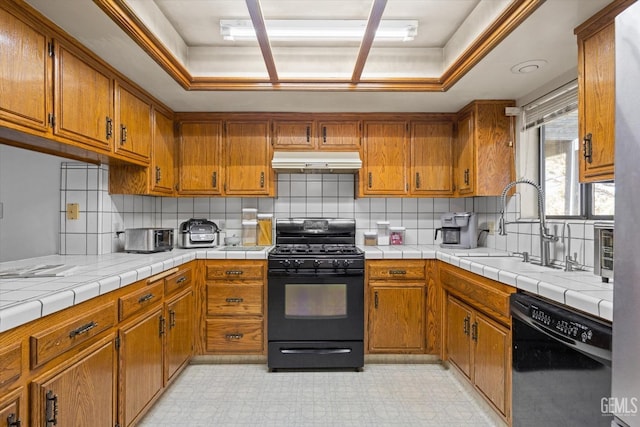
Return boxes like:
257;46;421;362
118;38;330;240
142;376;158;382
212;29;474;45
257;214;273;246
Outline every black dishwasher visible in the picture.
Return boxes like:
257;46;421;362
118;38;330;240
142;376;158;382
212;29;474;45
511;292;612;426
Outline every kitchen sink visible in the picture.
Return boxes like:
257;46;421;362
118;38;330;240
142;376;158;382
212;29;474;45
459;256;563;274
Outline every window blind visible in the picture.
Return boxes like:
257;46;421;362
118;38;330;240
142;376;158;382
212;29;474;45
522;80;578;130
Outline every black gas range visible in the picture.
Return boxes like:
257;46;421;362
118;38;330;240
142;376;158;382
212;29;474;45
267;218;364;371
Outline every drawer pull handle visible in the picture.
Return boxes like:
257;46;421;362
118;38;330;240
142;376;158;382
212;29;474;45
225;270;244;275
69;321;98;338
463;315;470;336
7;413;20;427
45;390;58;427
169;309;176;328
138;293;154;303
471;321;478;342
225;297;244;303
176;276;187;284
225;333;244;340
389;270;407;275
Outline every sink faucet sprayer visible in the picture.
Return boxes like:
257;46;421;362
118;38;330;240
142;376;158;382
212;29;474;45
498;178;558;267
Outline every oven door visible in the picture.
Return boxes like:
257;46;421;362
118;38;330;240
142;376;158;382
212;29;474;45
267;269;364;342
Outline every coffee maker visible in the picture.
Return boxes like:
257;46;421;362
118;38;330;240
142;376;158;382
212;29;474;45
435;212;478;249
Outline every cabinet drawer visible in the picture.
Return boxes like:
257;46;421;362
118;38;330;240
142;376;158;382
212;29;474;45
30;302;116;368
368;260;425;281
165;266;192;295
207;283;263;316
206;262;264;281
206;319;263;353
119;280;163;321
0;343;22;387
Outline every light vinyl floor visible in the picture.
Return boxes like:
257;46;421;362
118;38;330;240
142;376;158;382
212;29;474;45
139;363;499;427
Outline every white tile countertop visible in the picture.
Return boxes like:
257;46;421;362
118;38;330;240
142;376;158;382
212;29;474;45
0;244;612;333
363;244;613;322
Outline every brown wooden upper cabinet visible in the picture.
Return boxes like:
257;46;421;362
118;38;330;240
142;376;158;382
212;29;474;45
150;108;176;195
177;121;223;196
576;14;616;183
0;5;51;134
54;39;114;152
114;81;152;163
360;121;409;196
454;100;515;197
272;118;361;150
410;121;455;196
224;120;274;196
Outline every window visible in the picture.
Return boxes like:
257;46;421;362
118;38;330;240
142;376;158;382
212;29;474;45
523;80;615;219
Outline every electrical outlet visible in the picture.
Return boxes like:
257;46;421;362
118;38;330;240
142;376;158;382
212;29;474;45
487;221;495;235
66;203;79;220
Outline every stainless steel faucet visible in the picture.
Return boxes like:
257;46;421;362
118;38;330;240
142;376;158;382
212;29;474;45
562;223;580;271
498;179;558;267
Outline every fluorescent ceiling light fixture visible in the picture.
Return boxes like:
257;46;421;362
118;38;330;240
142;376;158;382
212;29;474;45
220;19;418;41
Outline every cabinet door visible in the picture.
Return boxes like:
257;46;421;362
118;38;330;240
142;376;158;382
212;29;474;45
119;308;164;427
362;121;408;195
368;285;424;352
150;108;175;194
272;120;315;149
178;121;222;195
317;120;361;150
54;41;113;151
224;121;272;195
455;111;474;195
114;82;151;162
579;22;615;182
446;296;472;377
0;6;50;132
32;339;116;427
473;312;509;416
411;121;454;196
166;290;193;384
0;387;24;427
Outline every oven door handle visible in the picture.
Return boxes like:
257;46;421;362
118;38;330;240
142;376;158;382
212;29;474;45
280;348;352;355
511;305;612;364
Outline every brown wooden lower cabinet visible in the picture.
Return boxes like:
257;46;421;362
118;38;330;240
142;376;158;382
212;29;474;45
31;335;116;427
366;260;427;353
118;306;164;427
198;260;266;355
165;288;194;384
368;285;425;352
441;263;514;423
0;387;24;427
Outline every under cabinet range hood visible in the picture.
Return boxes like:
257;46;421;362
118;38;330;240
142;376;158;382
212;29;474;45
271;151;362;173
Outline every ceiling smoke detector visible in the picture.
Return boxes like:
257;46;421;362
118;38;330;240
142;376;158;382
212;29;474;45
510;59;547;74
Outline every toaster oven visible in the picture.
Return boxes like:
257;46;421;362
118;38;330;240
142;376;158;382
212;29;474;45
594;222;614;283
124;228;174;253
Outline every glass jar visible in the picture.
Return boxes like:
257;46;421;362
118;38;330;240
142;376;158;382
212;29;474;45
242;220;258;246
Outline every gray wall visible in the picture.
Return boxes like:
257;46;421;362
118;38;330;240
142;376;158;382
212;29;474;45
0;145;62;262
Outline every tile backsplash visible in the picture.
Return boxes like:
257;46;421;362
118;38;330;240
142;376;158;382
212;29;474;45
59;163;597;269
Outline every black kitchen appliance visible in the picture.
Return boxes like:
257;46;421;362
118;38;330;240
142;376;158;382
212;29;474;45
511;292;612;426
267;218;364;370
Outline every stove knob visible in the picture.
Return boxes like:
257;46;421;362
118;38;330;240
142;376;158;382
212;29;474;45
342;259;351;268
281;259;291;268
313;259;321;268
332;259;341;268
292;259;302;268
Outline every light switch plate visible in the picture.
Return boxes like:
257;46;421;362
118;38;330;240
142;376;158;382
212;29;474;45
66;203;79;220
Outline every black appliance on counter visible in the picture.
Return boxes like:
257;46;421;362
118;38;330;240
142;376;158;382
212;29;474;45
267;218;364;371
511;292;612;426
178;218;220;248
